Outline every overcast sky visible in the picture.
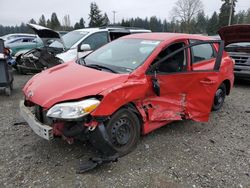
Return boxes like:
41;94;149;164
0;0;249;26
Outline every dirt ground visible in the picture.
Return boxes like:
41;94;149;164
0;72;249;188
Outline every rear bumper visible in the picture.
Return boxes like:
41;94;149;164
19;100;53;140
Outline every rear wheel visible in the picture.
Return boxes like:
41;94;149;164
106;108;140;156
212;83;226;111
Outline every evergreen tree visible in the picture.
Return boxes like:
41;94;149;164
207;12;219;35
149;16;162;32
88;2;104;27
29;19;36;24
74;18;85;29
162;19;168;32
245;8;250;23
74;22;80;29
218;0;237;27
79;18;85;28
47;19;51;28
50;12;61;30
38;15;46;26
196;11;207;34
234;10;245;24
102;13;110;26
120;19;130;27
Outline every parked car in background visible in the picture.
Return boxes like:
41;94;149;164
20;33;234;164
16;24;151;74
5;37;42;56
0;33;36;43
5;36;36;45
218;24;250;79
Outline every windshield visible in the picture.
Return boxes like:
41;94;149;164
49;30;88;49
84;39;160;73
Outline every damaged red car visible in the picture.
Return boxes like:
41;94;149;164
20;33;234;160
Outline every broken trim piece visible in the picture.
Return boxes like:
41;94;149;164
77;123;119;173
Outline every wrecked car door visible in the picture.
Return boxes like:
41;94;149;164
144;40;224;122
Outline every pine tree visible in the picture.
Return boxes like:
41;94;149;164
207;12;219;35
88;2;104;27
79;18;85;28
245;8;250;23
149;16;162;32
29;19;36;24
234;10;246;24
46;19;51;28
74;22;80;29
196;11;207;34
38;15;46;26
50;12;61;30
102;13;110;26
218;0;237;27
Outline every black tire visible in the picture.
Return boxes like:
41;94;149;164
212;83;226;111
106;108;140;156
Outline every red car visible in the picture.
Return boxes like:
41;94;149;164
20;33;234;160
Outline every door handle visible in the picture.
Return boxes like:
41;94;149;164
200;79;216;85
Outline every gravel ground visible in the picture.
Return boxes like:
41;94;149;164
0;72;249;188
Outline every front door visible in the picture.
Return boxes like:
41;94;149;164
143;40;224;122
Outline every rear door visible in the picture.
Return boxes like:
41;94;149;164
144;40;224;122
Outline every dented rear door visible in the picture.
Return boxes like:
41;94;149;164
144;40;224;122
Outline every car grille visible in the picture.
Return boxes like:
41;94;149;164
229;53;250;66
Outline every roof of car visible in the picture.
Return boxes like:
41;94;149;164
74;27;150;33
122;32;213;41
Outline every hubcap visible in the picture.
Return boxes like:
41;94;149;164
111;118;131;146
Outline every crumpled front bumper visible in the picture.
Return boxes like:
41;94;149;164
19;100;53;140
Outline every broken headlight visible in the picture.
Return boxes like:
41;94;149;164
46;98;100;120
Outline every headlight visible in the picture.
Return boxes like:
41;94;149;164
46;98;100;120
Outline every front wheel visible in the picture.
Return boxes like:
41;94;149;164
212;83;226;111
106;108;140;157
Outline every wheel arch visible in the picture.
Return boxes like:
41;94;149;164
111;102;144;134
222;79;231;95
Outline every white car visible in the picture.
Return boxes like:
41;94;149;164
16;24;151;73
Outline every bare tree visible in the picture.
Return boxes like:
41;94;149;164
62;14;71;30
172;0;204;33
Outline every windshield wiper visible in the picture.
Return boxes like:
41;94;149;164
85;64;118;73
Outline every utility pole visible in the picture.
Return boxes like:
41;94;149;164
112;11;117;25
228;0;234;26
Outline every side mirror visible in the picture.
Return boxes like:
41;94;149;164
79;44;91;52
152;77;160;96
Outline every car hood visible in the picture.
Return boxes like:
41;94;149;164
56;49;92;63
28;23;65;48
218;24;250;46
23;62;129;109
